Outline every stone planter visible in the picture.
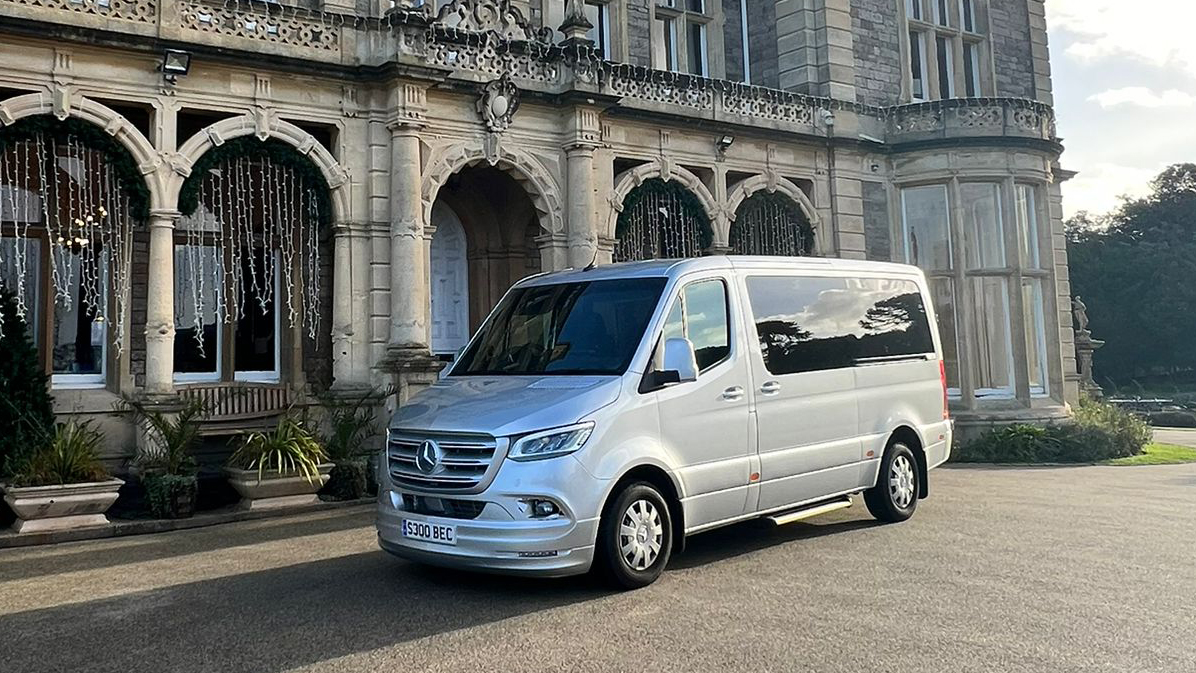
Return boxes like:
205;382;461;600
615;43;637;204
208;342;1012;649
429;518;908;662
2;479;124;534
224;464;333;511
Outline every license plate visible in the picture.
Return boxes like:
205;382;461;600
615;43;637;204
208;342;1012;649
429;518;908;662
401;519;457;546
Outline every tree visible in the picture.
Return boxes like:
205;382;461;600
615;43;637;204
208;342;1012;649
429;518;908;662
1067;164;1196;385
0;285;55;479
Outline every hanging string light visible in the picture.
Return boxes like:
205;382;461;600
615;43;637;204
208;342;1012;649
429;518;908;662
177;140;325;348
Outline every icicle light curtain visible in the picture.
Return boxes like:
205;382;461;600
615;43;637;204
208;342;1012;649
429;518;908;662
0;117;146;350
730;191;814;257
614;178;713;263
177;138;330;348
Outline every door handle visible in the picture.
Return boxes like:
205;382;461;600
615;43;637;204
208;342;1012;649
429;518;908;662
722;386;745;401
760;381;782;395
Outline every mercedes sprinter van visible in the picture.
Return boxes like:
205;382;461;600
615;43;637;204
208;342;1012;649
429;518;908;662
378;256;952;588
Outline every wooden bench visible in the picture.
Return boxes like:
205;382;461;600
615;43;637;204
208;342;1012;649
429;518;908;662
178;383;295;436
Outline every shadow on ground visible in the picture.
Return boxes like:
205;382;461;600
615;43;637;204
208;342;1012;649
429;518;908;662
0;508;375;582
0;512;879;673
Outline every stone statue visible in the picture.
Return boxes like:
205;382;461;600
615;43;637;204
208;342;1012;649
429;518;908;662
1072;296;1089;333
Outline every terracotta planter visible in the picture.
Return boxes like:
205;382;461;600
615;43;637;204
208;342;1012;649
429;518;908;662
224;464;333;511
2;479;124;534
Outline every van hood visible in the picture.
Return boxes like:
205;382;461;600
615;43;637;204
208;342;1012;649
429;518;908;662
391;375;623;437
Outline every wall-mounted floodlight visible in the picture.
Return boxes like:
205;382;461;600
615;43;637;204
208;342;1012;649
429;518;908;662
162;49;192;84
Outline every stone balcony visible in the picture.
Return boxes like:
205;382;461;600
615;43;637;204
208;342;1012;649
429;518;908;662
0;0;1060;152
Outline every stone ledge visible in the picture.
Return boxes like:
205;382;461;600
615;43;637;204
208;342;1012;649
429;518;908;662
0;498;373;549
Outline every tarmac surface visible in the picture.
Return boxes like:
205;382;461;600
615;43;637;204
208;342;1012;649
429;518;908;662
1;463;1193;673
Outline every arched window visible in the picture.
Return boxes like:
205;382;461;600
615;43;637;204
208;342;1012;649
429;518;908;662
0;117;147;387
175;138;331;384
614;178;712;262
730;191;814;256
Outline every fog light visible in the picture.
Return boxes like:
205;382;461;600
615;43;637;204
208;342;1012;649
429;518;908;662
520;498;562;518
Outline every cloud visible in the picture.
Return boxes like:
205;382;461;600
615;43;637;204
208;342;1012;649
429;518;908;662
1088;87;1196;109
1048;1;1196;75
1061;163;1159;218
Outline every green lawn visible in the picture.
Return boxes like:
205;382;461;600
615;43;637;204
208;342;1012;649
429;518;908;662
1106;443;1196;466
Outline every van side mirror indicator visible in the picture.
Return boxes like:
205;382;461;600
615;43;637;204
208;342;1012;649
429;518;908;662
661;338;699;384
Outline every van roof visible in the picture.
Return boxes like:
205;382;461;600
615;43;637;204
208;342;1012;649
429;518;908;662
517;256;924;287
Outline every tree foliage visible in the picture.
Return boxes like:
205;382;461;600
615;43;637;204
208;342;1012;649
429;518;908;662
0;286;55;479
1067;163;1196;384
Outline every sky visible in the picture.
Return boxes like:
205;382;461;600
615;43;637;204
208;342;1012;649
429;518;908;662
1046;0;1196;218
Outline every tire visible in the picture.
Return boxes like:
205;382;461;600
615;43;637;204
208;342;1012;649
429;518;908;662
595;482;674;590
864;442;920;523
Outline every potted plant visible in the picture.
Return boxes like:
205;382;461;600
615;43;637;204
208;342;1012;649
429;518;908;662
320;390;380;501
123;397;207;519
2;421;124;534
224;415;332;510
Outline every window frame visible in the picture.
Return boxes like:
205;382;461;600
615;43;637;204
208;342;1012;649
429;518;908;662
653;0;711;76
905;0;990;101
656;276;732;376
171;241;225;384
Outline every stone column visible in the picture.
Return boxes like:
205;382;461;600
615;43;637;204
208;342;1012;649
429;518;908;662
330;221;356;388
143;209;179;396
565;142;598;269
565;106;602;269
387;120;429;355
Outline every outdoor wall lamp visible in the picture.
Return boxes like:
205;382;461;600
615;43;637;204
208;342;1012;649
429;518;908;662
716;134;735;155
161;49;192;84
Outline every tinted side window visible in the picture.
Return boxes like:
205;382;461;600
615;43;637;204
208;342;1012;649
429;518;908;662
745;276;934;376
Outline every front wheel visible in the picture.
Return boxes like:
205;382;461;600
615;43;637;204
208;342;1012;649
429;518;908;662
864;442;920;523
595;482;673;590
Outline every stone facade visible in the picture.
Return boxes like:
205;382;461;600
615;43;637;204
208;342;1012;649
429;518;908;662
990;0;1037;99
0;0;1076;464
851;0;903;106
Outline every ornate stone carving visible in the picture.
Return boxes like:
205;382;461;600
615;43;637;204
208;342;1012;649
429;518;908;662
477;75;520;133
434;0;552;43
179;1;339;52
4;0;156;24
427;34;561;84
720;85;817;129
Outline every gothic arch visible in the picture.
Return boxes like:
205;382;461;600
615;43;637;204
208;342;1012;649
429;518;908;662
0;91;163;209
606;161;718;242
421;142;564;235
171;112;350;221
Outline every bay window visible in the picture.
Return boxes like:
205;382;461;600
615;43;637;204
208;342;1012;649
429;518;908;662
901;180;1055;405
585;0;612;60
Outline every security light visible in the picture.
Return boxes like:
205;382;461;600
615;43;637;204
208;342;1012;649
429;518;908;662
716;134;735;153
161;49;191;83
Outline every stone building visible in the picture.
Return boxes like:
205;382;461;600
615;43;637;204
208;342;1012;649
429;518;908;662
0;0;1075;463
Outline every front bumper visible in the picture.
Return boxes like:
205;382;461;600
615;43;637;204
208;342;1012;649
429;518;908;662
376;454;607;578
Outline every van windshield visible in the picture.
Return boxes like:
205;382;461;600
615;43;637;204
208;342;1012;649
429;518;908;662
451;278;667;376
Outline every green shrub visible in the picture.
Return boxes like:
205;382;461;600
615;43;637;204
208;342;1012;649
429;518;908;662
955;397;1151;464
324;459;368;501
0;285;55;480
122;397;207;477
11;421;109;486
142;473;198;519
1146;410;1196;428
321;390;380;463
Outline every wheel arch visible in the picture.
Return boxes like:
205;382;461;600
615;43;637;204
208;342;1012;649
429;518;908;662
604;463;687;555
889;425;929;499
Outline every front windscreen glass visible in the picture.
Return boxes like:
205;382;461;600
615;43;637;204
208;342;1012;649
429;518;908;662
452;278;667;376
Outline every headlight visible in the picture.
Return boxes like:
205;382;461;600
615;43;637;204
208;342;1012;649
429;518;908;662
508;422;595;462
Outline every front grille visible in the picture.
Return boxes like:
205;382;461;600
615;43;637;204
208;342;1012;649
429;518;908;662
388;431;499;492
401;494;487;520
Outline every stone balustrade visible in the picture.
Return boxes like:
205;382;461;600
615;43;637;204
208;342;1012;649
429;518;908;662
885;98;1058;145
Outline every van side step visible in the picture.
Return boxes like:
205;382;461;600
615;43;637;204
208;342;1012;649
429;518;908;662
767;496;853;526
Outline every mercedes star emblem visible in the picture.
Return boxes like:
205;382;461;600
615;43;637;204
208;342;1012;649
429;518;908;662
415;439;442;474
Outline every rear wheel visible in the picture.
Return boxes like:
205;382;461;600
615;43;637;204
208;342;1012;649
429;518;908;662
864;442;919;523
595;482;673;590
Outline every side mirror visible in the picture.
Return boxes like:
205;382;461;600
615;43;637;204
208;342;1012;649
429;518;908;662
660;337;699;384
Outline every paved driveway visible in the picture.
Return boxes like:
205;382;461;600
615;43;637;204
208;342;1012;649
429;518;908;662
1;464;1194;673
1154;427;1196;448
